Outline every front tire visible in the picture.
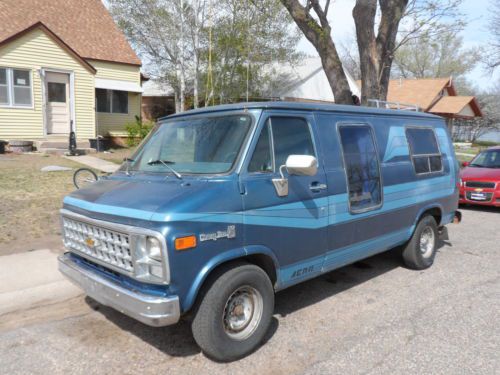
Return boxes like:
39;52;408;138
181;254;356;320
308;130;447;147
191;263;274;361
402;215;439;270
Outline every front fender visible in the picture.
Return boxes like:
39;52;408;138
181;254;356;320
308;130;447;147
182;245;280;312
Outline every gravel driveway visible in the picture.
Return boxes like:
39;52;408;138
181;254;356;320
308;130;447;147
0;206;498;375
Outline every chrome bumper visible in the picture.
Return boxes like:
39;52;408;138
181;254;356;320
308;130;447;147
58;253;180;327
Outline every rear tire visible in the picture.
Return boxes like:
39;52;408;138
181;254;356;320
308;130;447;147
402;215;438;270
191;263;274;362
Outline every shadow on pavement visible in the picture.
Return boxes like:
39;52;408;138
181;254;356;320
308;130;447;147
458;204;500;214
84;240;450;359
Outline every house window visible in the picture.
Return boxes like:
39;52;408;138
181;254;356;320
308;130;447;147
48;82;66;103
0;67;32;107
0;68;8;105
339;125;382;212
406;128;442;174
96;88;128;114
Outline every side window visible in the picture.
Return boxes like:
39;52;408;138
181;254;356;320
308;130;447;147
339;125;382;212
270;117;315;168
406;128;442;174
248;122;273;173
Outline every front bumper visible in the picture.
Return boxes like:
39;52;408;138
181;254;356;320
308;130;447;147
459;187;500;207
58;253;180;327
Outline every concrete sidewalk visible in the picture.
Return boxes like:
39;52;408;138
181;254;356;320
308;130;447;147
0;250;81;316
63;154;120;173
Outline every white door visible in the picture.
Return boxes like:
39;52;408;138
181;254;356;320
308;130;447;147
46;72;70;134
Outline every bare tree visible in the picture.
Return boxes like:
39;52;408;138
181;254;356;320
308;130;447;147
393;31;479;80
281;0;465;105
279;0;353;104
485;0;500;71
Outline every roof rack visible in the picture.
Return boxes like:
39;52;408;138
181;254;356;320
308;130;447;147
367;99;420;112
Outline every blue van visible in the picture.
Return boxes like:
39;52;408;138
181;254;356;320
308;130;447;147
59;102;460;361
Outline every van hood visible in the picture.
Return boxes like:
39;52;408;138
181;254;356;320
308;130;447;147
64;174;242;221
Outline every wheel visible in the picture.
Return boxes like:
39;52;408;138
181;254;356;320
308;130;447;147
191;263;274;361
73;168;98;189
402;215;438;270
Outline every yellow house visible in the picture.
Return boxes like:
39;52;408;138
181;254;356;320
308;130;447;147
0;0;142;146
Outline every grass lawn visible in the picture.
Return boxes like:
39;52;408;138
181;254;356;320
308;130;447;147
0;153;81;255
94;147;136;165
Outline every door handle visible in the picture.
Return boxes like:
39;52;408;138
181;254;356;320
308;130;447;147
309;182;327;192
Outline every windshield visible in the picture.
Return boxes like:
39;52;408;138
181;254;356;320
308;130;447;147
469;149;500;168
127;115;252;175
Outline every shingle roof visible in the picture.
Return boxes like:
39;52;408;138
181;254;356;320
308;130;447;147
0;0;140;66
386;78;453;110
429;96;483;117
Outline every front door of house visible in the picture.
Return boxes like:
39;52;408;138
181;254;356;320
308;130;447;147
46;72;70;134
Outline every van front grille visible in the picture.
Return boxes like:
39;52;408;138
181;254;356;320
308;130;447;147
62;216;133;274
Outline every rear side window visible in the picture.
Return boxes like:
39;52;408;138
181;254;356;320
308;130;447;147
247;116;315;172
406;128;442;174
339;125;382;212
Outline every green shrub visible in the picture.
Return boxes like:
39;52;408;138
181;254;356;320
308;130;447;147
125;116;154;146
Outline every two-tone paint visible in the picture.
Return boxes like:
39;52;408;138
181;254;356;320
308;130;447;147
61;102;459;317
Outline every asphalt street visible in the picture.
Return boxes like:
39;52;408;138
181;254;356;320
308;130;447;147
0;206;498;375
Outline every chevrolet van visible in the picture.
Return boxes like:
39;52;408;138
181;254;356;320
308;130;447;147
59;102;460;361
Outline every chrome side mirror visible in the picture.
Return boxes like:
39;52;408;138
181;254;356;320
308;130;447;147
272;155;318;197
285;155;318;176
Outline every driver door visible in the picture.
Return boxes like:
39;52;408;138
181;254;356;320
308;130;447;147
240;112;328;288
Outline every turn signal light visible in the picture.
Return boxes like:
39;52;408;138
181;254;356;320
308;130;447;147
175;235;197;251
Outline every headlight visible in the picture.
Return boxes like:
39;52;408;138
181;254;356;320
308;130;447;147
134;235;165;282
146;236;162;261
459;178;463;187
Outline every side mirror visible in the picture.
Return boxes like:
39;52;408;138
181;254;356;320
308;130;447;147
272;155;318;197
285;155;318;176
462;161;470;167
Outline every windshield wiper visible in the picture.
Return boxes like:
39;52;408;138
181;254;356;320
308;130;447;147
469;163;485;168
147;159;182;179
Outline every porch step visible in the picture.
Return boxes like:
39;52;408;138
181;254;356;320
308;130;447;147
34;139;96;155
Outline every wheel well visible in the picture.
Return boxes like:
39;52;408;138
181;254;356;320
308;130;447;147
420;207;442;226
189;254;278;313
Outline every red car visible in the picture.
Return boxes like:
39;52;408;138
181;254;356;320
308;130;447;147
459;146;500;207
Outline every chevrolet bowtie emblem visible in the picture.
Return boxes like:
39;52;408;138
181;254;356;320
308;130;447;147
474;188;483;192
85;237;96;248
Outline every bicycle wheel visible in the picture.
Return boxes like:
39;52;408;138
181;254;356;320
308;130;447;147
73;168;98;189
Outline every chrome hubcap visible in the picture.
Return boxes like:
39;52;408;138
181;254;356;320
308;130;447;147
419;226;435;258
223;286;263;340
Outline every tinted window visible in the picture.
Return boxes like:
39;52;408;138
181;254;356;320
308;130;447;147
271;117;315;168
96;89;110;112
112;90;128;114
0;68;7;105
248;122;273;173
339;126;382;212
0;68;6;85
406;128;442;174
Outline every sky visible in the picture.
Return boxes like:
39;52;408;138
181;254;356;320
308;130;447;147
297;0;499;93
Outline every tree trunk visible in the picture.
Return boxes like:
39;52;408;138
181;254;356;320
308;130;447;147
179;0;186;112
353;0;408;105
192;0;200;109
280;0;353;105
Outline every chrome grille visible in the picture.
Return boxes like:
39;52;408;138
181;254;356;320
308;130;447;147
62;216;133;274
